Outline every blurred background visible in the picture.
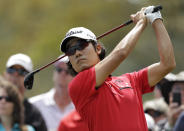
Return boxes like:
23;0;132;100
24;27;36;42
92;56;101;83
0;0;183;100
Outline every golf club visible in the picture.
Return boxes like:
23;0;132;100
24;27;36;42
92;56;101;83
24;5;163;90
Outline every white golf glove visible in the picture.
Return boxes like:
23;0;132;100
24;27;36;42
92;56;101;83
145;6;163;24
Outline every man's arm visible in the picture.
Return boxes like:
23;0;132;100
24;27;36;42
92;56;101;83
148;19;176;87
95;9;147;87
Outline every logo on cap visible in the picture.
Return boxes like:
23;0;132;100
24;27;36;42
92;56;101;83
66;30;83;37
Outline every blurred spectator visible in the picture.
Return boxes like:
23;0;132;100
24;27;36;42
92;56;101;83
0;75;35;131
3;53;47;131
157;72;184;104
153;85;163;99
173;111;184;131
144;97;168;130
58;110;89;131
29;55;74;131
145;113;155;131
156;72;184;131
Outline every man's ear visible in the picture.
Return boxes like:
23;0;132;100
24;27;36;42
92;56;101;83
96;44;102;55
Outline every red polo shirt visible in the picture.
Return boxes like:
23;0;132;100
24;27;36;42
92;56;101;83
69;67;154;131
58;110;88;131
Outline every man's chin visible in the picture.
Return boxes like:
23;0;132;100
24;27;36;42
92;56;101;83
80;65;91;72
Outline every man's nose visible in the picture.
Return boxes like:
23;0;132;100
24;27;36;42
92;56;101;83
75;49;82;57
11;71;19;76
59;70;67;76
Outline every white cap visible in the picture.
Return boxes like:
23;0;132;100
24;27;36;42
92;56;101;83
144;100;157;111
6;53;33;72
54;54;69;67
145;113;155;130
144;98;168;114
165;72;184;82
60;27;97;52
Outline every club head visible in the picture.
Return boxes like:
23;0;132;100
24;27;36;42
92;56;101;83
24;72;35;90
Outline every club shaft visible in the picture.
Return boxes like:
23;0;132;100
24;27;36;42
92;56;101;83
97;20;133;40
35;55;66;73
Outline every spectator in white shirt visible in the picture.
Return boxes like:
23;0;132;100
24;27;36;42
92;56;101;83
29;55;74;131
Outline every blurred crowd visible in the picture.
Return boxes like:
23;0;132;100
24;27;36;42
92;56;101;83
0;53;87;131
144;72;184;131
0;53;183;131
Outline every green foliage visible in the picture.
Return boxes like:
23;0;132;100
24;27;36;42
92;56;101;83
0;0;184;97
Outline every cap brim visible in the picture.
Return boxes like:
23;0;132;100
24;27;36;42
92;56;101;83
60;37;74;53
60;34;97;53
6;61;31;72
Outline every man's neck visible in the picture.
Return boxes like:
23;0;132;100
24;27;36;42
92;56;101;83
54;85;71;111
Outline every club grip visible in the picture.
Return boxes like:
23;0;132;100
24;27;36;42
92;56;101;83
125;5;163;26
152;5;163;13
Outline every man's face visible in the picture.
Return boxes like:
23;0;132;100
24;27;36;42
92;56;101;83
53;62;73;88
66;38;101;72
4;65;28;95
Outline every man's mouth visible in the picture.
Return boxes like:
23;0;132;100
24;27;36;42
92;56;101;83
77;58;86;64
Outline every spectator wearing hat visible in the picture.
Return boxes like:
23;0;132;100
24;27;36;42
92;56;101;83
144;97;168;130
29;55;74;131
0;75;35;131
157;72;184;130
3;53;47;131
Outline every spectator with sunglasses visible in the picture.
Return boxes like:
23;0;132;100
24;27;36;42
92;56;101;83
29;55;74;131
0;75;35;131
3;53;47;131
60;6;176;131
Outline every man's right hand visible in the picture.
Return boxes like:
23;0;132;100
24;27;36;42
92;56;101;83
130;7;147;27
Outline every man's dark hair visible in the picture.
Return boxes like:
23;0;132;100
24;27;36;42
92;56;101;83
67;40;106;76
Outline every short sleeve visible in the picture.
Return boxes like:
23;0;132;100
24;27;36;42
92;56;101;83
69;67;97;111
130;67;154;95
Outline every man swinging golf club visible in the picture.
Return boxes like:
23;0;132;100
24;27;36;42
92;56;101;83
23;6;162;90
60;5;176;131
